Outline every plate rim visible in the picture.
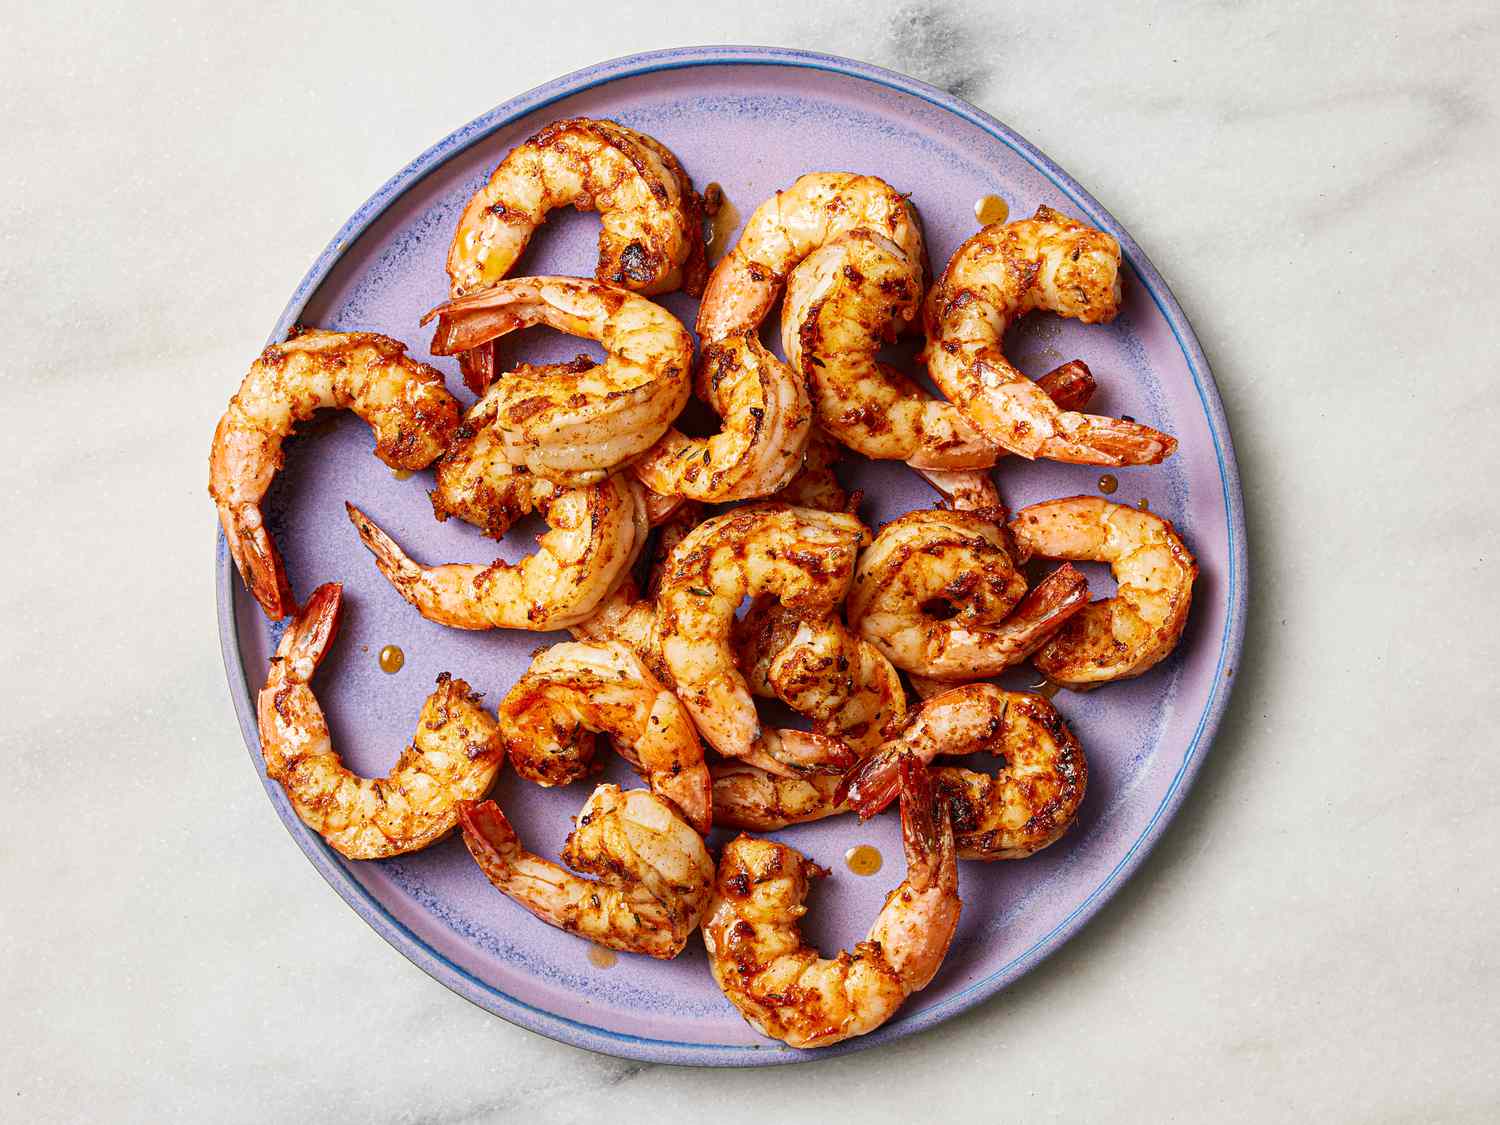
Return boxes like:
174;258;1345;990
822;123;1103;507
216;43;1249;1066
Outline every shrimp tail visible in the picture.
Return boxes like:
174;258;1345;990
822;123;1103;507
898;755;954;892
1035;360;1096;413
457;799;522;880
1005;563;1092;646
277;582;343;683
837;747;903;820
221;502;297;620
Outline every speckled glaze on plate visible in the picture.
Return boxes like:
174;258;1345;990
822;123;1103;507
216;46;1247;1066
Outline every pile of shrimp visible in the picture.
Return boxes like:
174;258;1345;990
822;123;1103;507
209;118;1199;1049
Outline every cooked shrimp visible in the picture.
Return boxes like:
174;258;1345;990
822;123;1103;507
697;172;925;340
703;756;960;1048
460;785;713;959
771;429;852;513
497;641;711;833
256;583;504;859
841;683;1086;860
924;205;1176;466
1009;496;1197;685
785;230;1103;470
210;329;460;619
711;762;846;831
424;278;693;484
346;473;647;632
657;506;868;773
849;509;1089;679
448;118;705;300
632;333;812;503
735;598;907;755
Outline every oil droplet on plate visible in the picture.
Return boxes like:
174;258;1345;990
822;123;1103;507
1097;473;1118;495
975;193;1009;225
378;644;405;674
704;182;740;261
588;944;618;969
1137;497;1151;511
391;468;414;481
845;844;883;877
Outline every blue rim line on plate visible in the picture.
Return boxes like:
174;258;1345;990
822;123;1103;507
216;44;1249;1066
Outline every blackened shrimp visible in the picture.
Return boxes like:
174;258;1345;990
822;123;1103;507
256;583;504;859
210;329;459;619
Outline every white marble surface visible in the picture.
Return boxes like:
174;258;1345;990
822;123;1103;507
3;1;1497;1120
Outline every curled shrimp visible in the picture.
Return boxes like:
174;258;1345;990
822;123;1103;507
848;509;1090;678
785;229;1104;470
345;473;647;632
711;763;846;831
424;278;693;484
210;329;460;619
632;333;812;503
656;505;869;775
256;583;504;859
448;118;705;300
497;640;711;834
841;683;1087;860
459;784;714;960
1010;496;1197;686
924;205;1176;466
703;756;960;1048
696;172;925;340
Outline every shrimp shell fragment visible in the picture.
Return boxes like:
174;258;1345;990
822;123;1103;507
459;785;714;960
1010;495;1197;686
924;205;1176;466
256;583;504;860
209;329;460;619
703;757;960;1048
424;277;694;484
497;640;712;833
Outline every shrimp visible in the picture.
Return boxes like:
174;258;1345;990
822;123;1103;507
423;277;693;484
459;785;714;959
771;429;853;513
785;229;1105;470
696;172;925;340
345;473;647;632
848;509;1090;679
840;683;1086;860
497;641;711;833
632;333;812;503
1009;496;1197;686
924;205;1176;466
448;118;705;300
711;762;846;831
210;329;460;620
256;583;504;859
656;505;869;773
703;756;960;1048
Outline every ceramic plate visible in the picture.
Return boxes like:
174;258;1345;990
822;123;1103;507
217;46;1247;1065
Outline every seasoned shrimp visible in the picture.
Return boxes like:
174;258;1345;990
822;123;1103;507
711;762;847;831
785;230;1104;470
497;641;711;833
697;172;925;340
657;506;869;773
849;509;1090;679
459;785;714;959
841;683;1087;860
924;205;1176;466
771;429;852;513
703;756;960;1048
448;118;705;300
210;329;460;619
633;333;812;503
346;473;647;632
424;278;693;484
256;583;504;859
1010;496;1197;685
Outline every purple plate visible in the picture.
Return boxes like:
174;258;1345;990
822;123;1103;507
217;46;1247;1065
